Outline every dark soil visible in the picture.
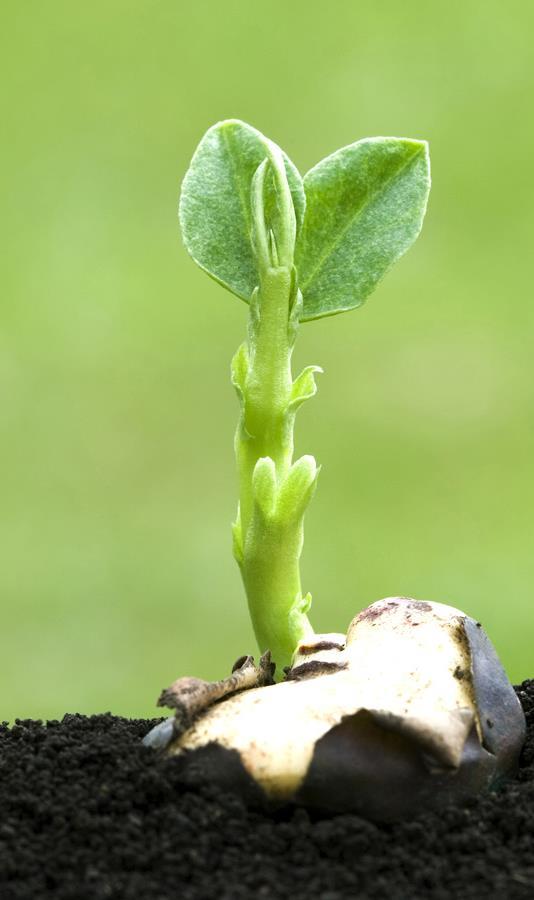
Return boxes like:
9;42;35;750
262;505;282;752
1;682;533;900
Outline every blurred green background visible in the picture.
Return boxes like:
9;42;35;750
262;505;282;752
1;1;533;722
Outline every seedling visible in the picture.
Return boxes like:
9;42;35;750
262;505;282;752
144;121;526;820
180;119;431;670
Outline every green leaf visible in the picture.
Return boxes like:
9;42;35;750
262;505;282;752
179;119;305;303
276;455;319;522
295;138;431;321
288;591;313;636
298;592;313;616
230;341;249;406
252;457;277;521
288;365;323;414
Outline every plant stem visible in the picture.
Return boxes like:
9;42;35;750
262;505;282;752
238;269;294;531
231;154;320;673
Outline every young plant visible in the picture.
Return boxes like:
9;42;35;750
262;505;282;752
143;121;526;820
179;119;430;672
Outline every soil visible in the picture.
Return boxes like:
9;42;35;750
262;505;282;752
0;682;533;900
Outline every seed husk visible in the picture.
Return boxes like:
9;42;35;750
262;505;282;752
145;598;526;821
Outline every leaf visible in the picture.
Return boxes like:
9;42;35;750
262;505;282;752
230;341;249;405
276;456;319;522
252;457;277;521
288;591;313;634
297;591;313;616
295;138;431;321
288;365;323;414
179;119;305;303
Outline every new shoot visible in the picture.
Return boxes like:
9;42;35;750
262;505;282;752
179;119;430;671
143;120;526;821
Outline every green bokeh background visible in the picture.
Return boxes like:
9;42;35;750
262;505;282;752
1;1;533;722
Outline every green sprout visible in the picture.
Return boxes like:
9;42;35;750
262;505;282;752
179;120;431;673
145;126;525;819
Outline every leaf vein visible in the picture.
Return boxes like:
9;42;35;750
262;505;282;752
299;147;424;294
221;126;253;251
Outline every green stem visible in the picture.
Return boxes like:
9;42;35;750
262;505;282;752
233;267;317;670
231;156;320;673
238;268;294;532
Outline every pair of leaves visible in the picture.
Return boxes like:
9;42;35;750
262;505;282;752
179;119;430;321
179;121;304;305
252;455;319;524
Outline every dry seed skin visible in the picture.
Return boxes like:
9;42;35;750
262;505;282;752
166;598;525;816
